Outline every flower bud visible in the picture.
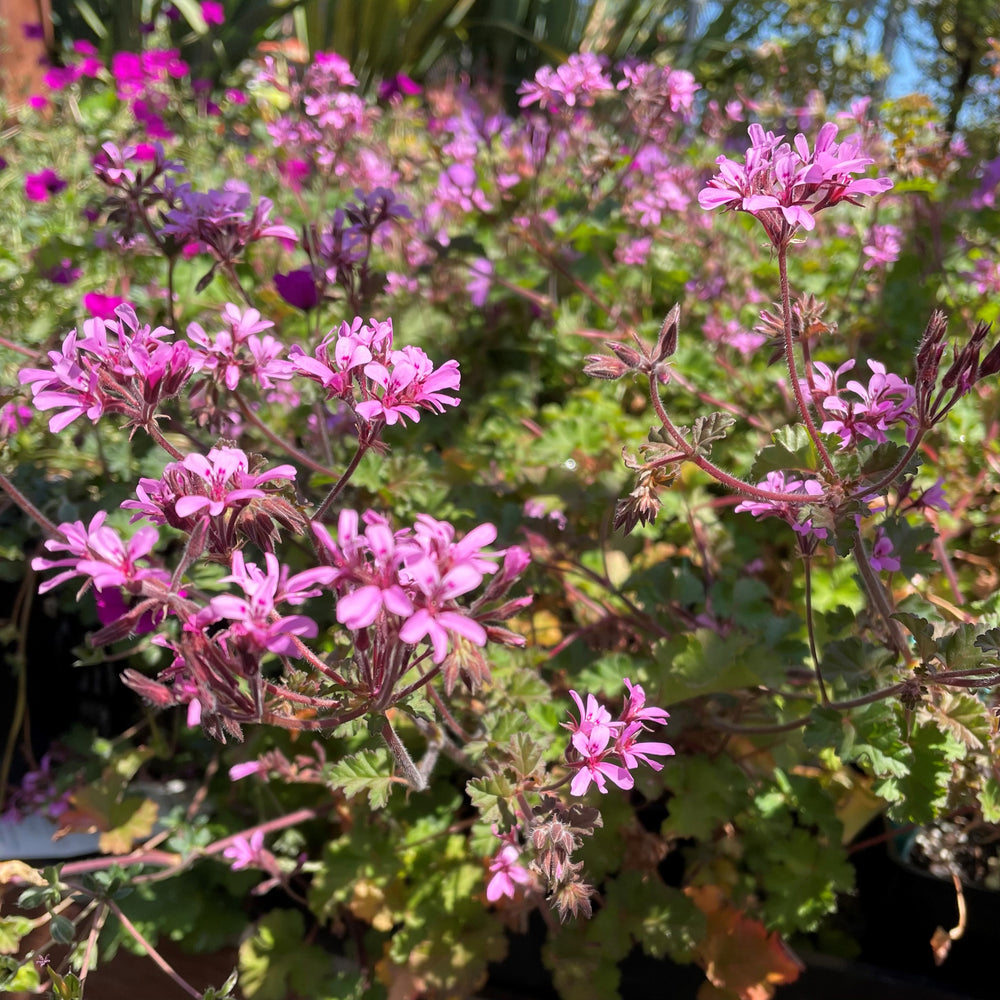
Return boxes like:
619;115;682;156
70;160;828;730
583;354;631;380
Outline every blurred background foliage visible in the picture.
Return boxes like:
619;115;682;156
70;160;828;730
40;0;1000;141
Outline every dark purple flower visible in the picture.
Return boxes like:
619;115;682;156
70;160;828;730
275;268;319;310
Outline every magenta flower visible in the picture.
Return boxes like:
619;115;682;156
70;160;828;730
564;684;672;796
698;122;893;247
862;223;902;271
805;358;916;448
202;551;336;658
174;447;295;518
734;471;827;540
31;512;168;596
82;292;127;320
569;727;635;796
25;169;67;203
486;845;532;902
869;528;901;572
517;53;614;111
201;1;225;25
222;830;265;871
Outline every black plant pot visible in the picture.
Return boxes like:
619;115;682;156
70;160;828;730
851;828;1000;1000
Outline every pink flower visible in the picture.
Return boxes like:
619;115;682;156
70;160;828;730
201;1;225;25
82;293;127;321
223;830;265;870
31;512;168;595
698;122;893;247
486;845;531;902
25;169;67;202
869;528;900;572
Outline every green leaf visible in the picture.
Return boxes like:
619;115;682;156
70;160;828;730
662;755;751;841
466;772;517;828
980;775;1000;823
49;913;76;946
238;910;333;1000
975;627;1000;656
888;721;965;825
506;731;545;780
0;917;32;956
894;612;938;664
930;693;991;750
653;630;782;705
939;623;987;673
327;748;395;809
750;424;818;478
689;411;736;456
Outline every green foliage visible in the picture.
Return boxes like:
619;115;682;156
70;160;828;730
238;910;342;1000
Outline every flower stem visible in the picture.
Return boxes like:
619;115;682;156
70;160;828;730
778;247;837;479
381;717;427;791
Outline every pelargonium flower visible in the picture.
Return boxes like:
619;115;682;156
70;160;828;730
698;122;894;247
290;316;461;427
517;53;614;111
199;551;336;658
734;471;827;540
223;830;266;871
31;512;168;596
804;358;916;448
25;168;68;203
19;303;194;432
486;845;532;902
564;685;672;797
186;303;294;391
161;180;297;265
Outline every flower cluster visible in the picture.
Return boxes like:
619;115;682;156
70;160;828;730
312;509;529;669
31;511;168;597
289;316;460;428
517;52;615;111
18;303;196;432
122;446;304;556
563;681;673;796
803;358;916;448
161;180;296;267
734;472;828;541
698;122;894;246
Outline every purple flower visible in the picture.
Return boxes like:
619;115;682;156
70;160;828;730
518;53;614;111
869;528;901;572
25;169;68;203
275;268;320;311
862;223;902;270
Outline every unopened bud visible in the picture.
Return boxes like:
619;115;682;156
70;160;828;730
583;354;631;380
607;341;647;369
652;303;680;363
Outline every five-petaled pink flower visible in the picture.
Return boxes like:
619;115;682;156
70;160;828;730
486;845;532;902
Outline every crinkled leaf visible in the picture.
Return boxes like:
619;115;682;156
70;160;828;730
238;910;334;1000
466;773;517;828
887;721;965;825
940;623;988;673
654;630;783;705
975;627;1000;657
749;423;818;478
506;731;546;780
689;412;736;456
327;748;395;809
818;636;894;686
929;693;990;750
980;775;1000;823
894;612;939;664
